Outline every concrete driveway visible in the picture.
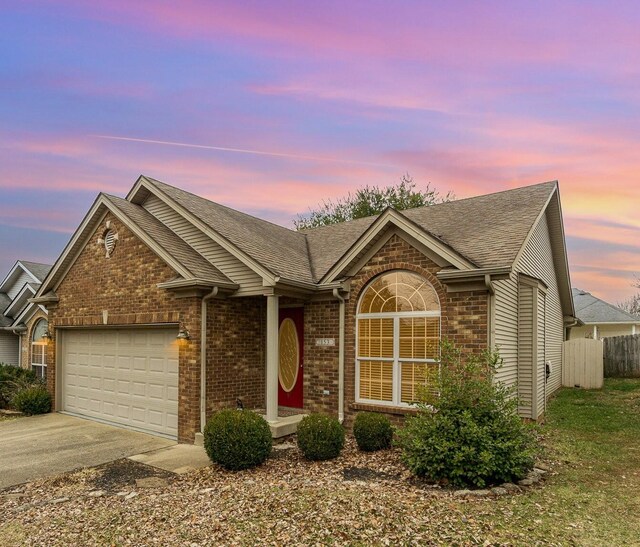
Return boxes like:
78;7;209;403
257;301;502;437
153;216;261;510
0;413;174;489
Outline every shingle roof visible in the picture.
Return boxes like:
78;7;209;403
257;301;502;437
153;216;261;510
303;181;557;279
20;261;52;283
104;194;234;285
572;288;640;324
148;178;314;283
0;293;12;327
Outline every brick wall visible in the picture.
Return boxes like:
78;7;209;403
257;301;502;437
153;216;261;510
46;212;202;443
343;234;489;427
206;296;265;415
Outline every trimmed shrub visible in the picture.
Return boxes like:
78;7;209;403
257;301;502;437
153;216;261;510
12;385;51;415
353;412;393;452
397;340;537;488
204;410;272;471
297;413;345;461
0;364;38;409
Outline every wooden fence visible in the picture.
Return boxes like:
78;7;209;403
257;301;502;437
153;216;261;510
562;338;603;389
604;334;640;377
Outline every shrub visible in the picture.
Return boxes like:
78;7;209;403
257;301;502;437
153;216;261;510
297;413;345;460
0;364;38;409
397;340;536;488
353;412;393;452
204;410;272;471
12;385;51;415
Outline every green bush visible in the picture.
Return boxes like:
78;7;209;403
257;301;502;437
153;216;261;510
297;413;345;460
204;410;272;471
12;385;51;415
397;340;536;488
353;412;393;452
0;363;38;409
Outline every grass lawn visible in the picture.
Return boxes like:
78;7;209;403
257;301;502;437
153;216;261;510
1;379;639;546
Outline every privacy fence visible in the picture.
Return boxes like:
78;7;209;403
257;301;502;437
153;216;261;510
562;338;603;389
604;334;640;378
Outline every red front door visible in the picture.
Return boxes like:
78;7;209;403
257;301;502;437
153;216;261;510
278;307;304;408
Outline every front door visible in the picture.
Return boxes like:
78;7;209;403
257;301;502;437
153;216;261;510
278;307;304;408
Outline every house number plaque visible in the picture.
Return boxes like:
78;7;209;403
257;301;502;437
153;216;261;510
315;338;336;346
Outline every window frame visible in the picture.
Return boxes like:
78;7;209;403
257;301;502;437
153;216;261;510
355;271;441;408
31;319;48;380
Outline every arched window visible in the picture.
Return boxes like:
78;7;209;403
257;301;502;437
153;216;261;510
31;319;48;380
356;271;440;406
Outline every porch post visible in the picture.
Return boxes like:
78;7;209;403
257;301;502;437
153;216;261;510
266;294;279;422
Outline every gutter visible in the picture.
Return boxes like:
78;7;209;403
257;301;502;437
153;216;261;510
484;275;495;348
332;288;346;424
200;287;219;433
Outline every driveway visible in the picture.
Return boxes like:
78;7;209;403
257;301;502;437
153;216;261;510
0;413;174;489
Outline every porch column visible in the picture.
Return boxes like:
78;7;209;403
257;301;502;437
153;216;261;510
266;294;279;422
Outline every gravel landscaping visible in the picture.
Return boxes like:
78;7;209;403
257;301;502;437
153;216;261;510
2;379;639;546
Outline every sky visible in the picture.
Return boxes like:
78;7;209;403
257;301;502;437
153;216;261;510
1;1;639;304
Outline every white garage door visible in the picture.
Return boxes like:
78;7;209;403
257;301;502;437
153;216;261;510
62;328;178;438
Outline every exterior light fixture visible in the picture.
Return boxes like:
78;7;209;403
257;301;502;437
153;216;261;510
41;330;52;344
176;328;190;345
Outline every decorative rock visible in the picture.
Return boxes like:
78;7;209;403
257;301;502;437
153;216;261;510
454;489;472;497
533;467;548;475
467;489;490;497
124;492;138;500
273;442;296;450
50;497;69;504
135;477;168;489
518;478;534;487
535;462;551;472
491;487;508;496
87;490;106;498
526;473;541;483
500;483;521;492
116;491;129;497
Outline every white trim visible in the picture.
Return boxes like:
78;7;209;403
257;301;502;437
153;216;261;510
3;283;37;318
131;177;276;283
322;208;475;284
0;261;40;294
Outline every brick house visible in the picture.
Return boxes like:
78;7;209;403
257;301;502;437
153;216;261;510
33;176;575;443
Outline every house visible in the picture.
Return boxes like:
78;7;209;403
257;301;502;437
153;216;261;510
0;260;52;376
33;176;575;443
569;288;639;339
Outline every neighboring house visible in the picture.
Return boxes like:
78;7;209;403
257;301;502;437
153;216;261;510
33;176;575;443
569;288;639;339
0;260;52;377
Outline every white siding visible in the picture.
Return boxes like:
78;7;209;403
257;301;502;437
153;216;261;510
6;270;33;300
493;273;519;389
517;283;534;417
142;194;263;295
570;324;638;340
516;212;564;407
537;290;547;416
0;331;19;366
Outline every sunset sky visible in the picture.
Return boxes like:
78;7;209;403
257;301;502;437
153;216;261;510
1;1;639;303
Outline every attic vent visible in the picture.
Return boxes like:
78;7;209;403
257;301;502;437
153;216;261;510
101;229;118;258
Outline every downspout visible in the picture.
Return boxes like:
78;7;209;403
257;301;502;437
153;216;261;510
484;274;495;348
200;287;219;433
333;288;345;424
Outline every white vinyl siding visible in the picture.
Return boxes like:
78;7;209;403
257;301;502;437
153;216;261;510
570;324;638;340
517;283;534;417
6;270;33;300
493;273;519;389
517;212;564;410
0;331;19;366
62;328;178;438
537;290;547;415
143;194;263;295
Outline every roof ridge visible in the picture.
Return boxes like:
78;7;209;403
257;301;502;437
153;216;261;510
301;180;558;234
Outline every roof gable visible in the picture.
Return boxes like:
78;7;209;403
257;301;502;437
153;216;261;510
0;261;40;295
36;194;235;298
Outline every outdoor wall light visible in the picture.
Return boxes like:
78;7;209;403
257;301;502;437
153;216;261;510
41;330;52;344
176;329;191;345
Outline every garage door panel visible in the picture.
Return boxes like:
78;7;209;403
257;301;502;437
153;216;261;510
63;328;178;438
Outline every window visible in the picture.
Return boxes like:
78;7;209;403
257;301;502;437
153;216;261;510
31;319;48;380
356;271;440;406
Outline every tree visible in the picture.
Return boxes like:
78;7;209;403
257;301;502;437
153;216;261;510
293;174;452;230
618;275;640;316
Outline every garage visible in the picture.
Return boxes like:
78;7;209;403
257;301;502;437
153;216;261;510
61;328;179;439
